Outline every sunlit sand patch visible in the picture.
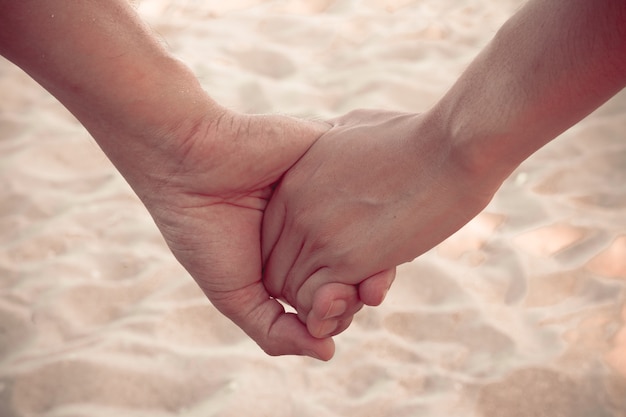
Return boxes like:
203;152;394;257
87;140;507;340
561;309;617;359
523;274;583;311
512;222;588;258
586;235;626;279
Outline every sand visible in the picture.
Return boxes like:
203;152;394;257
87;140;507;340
1;0;625;416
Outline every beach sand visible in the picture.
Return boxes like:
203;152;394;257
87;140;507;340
1;1;625;416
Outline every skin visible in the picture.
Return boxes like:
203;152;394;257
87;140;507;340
263;0;626;342
0;0;345;360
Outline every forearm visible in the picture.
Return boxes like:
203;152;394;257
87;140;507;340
430;0;626;183
0;0;221;186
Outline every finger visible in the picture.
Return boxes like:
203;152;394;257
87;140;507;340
303;268;395;338
262;213;313;306
307;314;356;340
207;281;335;361
306;281;364;339
260;186;288;298
358;267;396;306
262;190;315;307
330;315;355;337
189;205;333;360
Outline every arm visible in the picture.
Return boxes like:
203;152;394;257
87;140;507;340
0;0;334;359
262;0;626;341
0;0;217;190
435;0;626;182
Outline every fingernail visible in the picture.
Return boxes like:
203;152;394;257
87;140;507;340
316;319;338;338
323;300;347;319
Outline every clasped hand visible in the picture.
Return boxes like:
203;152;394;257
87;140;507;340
141;107;494;361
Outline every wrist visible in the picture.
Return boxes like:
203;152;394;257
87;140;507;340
420;105;513;200
83;57;229;202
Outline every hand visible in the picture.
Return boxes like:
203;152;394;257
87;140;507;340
262;109;500;339
0;0;343;359
134;109;337;360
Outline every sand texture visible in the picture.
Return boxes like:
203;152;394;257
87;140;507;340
1;1;625;416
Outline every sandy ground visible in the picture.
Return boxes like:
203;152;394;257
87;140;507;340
1;0;625;416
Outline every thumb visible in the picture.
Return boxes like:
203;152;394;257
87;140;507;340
358;268;396;306
207;281;336;361
305;268;396;339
